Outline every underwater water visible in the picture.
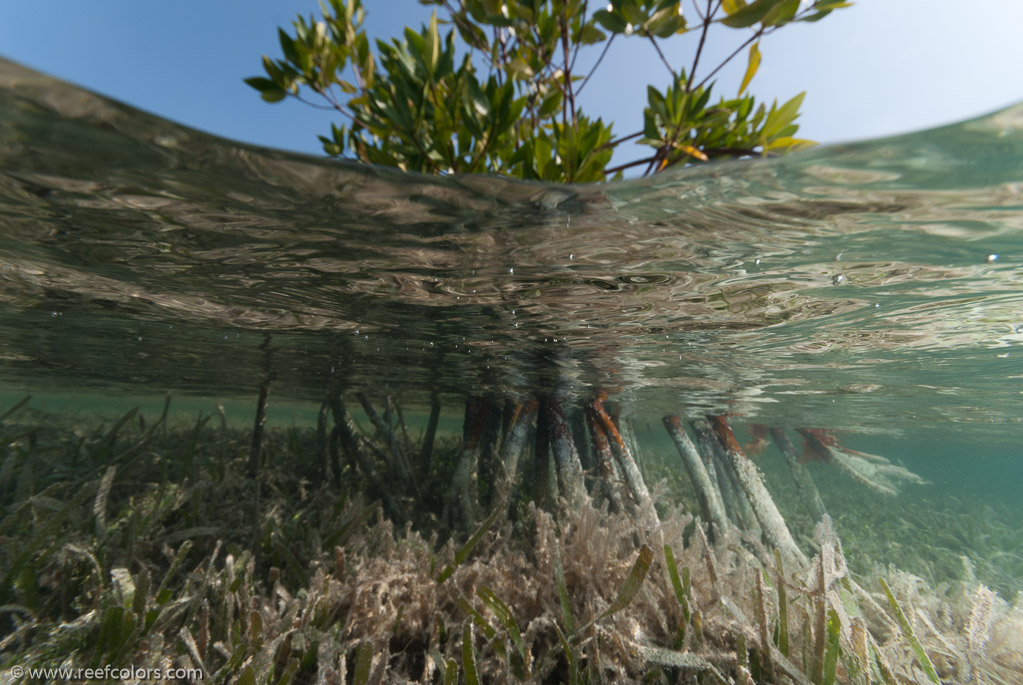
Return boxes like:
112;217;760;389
2;57;1022;681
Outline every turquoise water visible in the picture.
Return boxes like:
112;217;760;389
1;58;1021;593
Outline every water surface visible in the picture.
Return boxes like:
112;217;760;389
1;57;1021;518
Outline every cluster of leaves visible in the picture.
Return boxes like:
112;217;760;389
247;0;851;182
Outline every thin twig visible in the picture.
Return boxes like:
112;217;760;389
689;0;718;89
560;12;576;126
691;0;708;22
304;87;375;132
468;101;501;172
349;48;366;91
494;25;505;87
694;27;764;92
699;146;758;157
647;34;676;77
696;0;829;91
605;154;661;176
569;0;589;75
643;151;664;177
442;1;491;56
602;130;644;150
576;34;613;96
298;91;346;112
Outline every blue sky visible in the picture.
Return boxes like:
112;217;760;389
2;1;1022;167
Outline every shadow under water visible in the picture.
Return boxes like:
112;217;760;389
1;58;1022;682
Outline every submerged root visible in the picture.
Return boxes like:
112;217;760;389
824;444;929;496
799;428;928;496
663;414;729;542
709;415;805;566
586;396;659;530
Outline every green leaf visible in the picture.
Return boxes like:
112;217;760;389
466;76;489;117
663;546;688;613
798;1;853;22
539;89;563;118
404;27;429;73
319;136;343;156
454;592;498;641
353;643;373;685
551;622;576;674
598;544;653;620
495;80;515;129
880;577;940;684
620;0;648;25
462;624;481;685
769;135;814;153
762;90;805;139
719;0;777;27
552;542;575;634
799;9;833;21
506;0;536;22
647;85;669;121
578;22;607;45
692;84;712;113
236;666;256;685
817;0;854;9
443;659;458;685
645;5;687;38
425;12;441;74
775;549;789;658
505;57;534;81
763;0;800;25
478;585;528;671
263;54;289;83
505;96;526;135
739;41;760;95
643;111;659;141
244;76;277;92
594;9;628;33
822;609;841;685
278;28;301;65
650;13;687;38
436;503;501;584
455;15;490;48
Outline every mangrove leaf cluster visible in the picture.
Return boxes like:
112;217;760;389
246;0;851;181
